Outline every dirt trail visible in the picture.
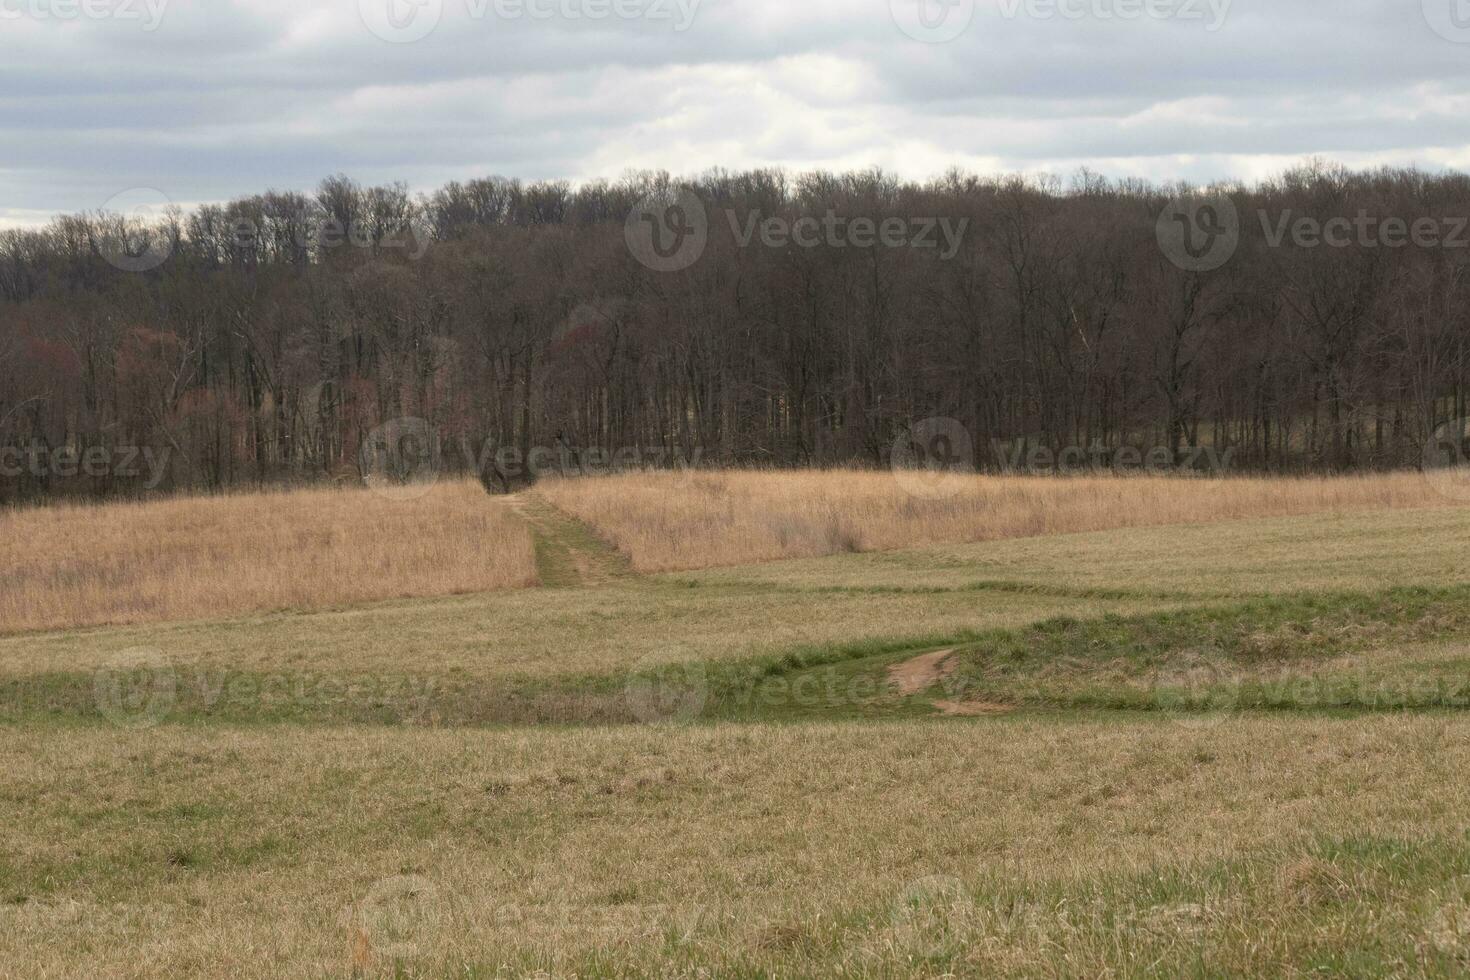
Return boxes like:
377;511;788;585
887;648;1014;717
887;649;959;696
500;492;634;588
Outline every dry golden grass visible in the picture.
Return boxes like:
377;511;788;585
0;480;536;634
679;505;1470;599
540;469;1462;572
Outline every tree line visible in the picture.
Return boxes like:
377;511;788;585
1;161;1467;502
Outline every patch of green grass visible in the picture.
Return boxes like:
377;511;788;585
0;576;1128;690
8;585;1469;728
0;631;981;728
939;585;1470;714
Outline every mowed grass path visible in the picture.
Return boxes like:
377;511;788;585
3;486;1470;976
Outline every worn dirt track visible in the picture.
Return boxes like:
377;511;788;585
887;648;1015;716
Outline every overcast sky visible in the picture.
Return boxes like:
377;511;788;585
3;0;1469;227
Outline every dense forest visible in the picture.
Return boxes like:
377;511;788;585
1;162;1468;502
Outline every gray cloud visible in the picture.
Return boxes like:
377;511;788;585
3;0;1469;226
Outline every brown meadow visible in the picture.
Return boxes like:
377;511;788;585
3;468;1460;634
0;479;536;634
539;469;1461;572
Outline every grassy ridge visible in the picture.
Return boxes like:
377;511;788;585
8;585;1469;728
940;585;1470;713
5;491;1468;977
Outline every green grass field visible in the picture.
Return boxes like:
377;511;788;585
3;494;1470;977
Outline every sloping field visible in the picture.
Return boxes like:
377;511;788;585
2;472;1469;977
